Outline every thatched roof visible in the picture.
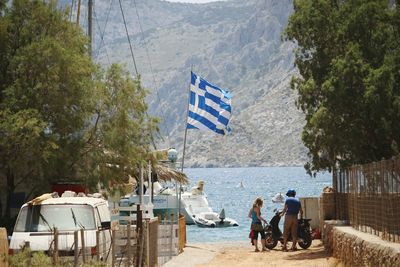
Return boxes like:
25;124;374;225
129;163;188;185
153;164;189;184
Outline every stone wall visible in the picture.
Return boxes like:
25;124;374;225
323;221;400;267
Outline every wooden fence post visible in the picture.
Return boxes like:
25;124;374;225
146;220;150;267
0;228;8;267
127;221;131;266
80;228;86;263
96;230;100;261
24;241;31;266
170;214;174;256
111;230;116;267
74;231;79;267
136;204;143;267
53;228;59;266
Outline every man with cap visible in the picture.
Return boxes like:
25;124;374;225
282;189;303;251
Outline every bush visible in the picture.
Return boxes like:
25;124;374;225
8;249;106;267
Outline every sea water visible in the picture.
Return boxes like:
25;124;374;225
183;167;332;243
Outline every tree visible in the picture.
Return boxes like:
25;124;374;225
285;0;400;175
0;0;158;232
82;64;159;191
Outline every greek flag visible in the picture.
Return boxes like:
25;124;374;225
187;72;232;135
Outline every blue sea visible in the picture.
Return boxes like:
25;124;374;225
183;167;332;243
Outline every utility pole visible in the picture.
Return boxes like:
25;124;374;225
88;0;93;56
76;0;81;25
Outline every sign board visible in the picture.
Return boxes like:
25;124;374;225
111;208;120;230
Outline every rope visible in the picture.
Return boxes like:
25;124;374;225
118;0;139;76
132;0;171;147
93;8;112;65
69;0;75;21
132;0;162;108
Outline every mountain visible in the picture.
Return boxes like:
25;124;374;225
86;0;308;167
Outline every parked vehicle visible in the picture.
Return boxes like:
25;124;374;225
9;192;112;262
264;209;312;249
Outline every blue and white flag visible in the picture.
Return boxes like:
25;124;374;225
187;72;232;135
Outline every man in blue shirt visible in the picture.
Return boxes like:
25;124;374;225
282;189;303;251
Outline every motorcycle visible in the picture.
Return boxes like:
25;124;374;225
264;209;312;250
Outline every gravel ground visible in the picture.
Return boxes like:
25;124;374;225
163;240;339;267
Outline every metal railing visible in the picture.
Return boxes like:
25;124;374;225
334;157;400;242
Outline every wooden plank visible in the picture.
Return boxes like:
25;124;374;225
0;228;8;267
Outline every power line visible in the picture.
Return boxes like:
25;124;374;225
118;0;139;76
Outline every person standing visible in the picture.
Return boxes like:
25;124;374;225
282;189;303;251
248;197;268;252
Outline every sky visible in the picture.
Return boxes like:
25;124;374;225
166;0;229;3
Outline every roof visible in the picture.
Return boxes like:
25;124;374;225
154;164;189;184
22;196;107;208
130;163;189;184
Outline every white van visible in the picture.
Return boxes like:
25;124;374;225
9;195;112;262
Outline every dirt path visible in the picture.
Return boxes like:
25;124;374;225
163;240;339;267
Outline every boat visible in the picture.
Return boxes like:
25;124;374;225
119;180;214;225
117;150;238;226
272;192;285;203
192;208;239;228
236;181;245;188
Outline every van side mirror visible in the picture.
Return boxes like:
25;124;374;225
100;221;111;230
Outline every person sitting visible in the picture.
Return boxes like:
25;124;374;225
282;189;303;252
191;180;204;195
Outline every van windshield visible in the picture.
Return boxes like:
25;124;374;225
14;204;96;232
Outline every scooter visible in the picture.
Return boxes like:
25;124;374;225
264;209;312;249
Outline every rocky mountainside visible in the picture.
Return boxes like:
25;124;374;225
88;0;308;167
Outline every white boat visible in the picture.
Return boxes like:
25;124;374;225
120;180;213;225
271;192;285;203
236;181;245;188
192;209;239;228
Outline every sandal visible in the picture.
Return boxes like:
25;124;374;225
255;248;260;252
291;247;297;251
282;247;288;252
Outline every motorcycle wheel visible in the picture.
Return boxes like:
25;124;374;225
264;231;278;250
298;233;312;249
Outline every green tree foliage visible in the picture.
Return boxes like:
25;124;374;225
285;0;400;174
82;65;159;190
0;0;158;231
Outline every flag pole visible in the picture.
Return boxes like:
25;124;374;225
178;67;192;222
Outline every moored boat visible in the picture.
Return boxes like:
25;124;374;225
192;209;239;228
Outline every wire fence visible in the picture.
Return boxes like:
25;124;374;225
333;157;400;242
